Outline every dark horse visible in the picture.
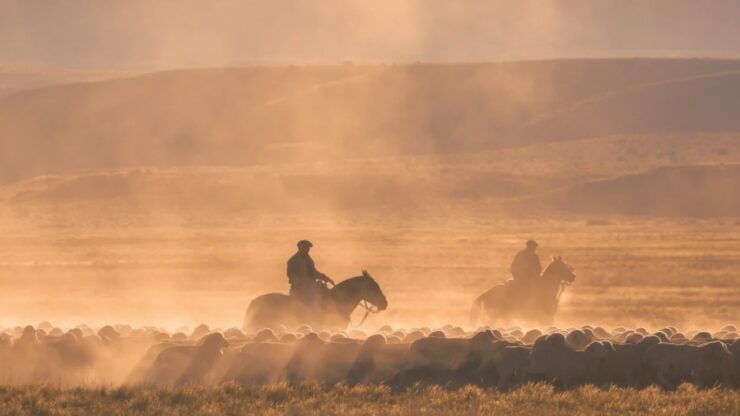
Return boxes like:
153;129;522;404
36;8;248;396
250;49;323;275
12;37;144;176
470;256;575;326
243;270;388;332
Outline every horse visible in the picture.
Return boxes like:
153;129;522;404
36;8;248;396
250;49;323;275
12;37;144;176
470;256;576;326
243;270;388;333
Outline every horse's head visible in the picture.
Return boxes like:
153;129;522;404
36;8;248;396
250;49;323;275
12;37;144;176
359;270;388;311
543;256;576;284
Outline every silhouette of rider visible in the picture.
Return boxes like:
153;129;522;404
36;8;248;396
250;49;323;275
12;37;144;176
287;240;334;305
510;240;542;293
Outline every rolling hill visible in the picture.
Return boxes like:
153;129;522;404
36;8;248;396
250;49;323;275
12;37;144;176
2;59;740;183
512;164;740;217
3;134;740;218
520;70;740;143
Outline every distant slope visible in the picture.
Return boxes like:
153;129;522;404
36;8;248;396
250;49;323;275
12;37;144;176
0;68;128;96
520;70;740;143
1;166;567;217
515;164;740;217
2;59;740;182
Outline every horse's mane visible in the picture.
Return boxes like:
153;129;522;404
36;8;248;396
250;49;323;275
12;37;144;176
542;257;573;280
332;274;377;291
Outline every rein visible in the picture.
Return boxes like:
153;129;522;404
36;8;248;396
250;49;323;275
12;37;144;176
350;299;378;328
326;274;382;328
555;281;571;302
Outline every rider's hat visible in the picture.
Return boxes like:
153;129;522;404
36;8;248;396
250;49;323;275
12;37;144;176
526;239;538;248
297;240;313;248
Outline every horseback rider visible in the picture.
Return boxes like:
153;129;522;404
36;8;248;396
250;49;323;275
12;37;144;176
510;240;542;295
287;240;334;305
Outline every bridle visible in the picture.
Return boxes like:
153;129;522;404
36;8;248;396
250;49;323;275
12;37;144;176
544;262;574;303
324;275;381;328
351;299;380;328
556;280;572;302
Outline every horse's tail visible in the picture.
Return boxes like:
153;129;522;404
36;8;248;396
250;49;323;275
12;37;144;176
469;293;486;326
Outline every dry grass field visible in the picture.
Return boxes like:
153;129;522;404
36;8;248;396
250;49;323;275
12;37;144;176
0;213;737;331
0;383;738;416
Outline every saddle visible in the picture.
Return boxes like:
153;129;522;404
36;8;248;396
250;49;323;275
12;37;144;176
506;278;536;297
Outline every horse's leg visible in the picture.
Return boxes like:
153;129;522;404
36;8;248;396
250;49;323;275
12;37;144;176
477;287;506;327
481;296;496;327
470;295;485;326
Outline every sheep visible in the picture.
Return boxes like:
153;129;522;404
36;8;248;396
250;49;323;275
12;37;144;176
390;331;498;389
377;325;394;334
598;337;657;387
98;325;120;341
279;333;298;343
285;336;364;386
330;333;349;343
507;329;524;340
401;331;495;369
658;327;676;337
126;339;181;385
690;332;714;344
254;328;278;343
16;325;38;346
171;332;188;341
0;333;13;383
349;330;368;339
114;324;133;337
479;345;531;390
0;333;11;348
41;332;98;384
525;337;610;389
223;341;296;385
625;333;645;344
643;341;733;389
224;328;246;340
188;324;210;340
721;324;737;333
669;333;688;344
593;327;610;339
140;332;229;386
565;329;591;350
391;330;406;339
653;331;669;342
295;325;313;335
401;330;425;344
347;335;409;386
447;327;465;338
730;339;740;387
522;329;542;345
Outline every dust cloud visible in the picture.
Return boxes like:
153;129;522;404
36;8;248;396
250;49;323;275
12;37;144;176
3;1;740;70
0;2;738;364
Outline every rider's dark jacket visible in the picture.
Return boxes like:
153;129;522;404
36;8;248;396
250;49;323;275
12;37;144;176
510;248;542;284
287;251;319;287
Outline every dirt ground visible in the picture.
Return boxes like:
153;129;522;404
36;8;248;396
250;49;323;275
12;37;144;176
1;214;737;331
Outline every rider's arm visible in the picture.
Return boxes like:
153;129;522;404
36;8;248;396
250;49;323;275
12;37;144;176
316;270;334;285
534;255;543;275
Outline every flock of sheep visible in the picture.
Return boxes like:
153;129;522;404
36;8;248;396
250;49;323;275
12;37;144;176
1;322;739;390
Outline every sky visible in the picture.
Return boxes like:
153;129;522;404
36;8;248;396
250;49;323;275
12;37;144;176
1;0;740;70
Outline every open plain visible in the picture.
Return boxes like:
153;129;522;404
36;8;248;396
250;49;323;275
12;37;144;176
2;8;740;410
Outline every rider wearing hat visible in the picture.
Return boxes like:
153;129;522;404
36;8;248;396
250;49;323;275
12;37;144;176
510;240;542;292
287;240;334;304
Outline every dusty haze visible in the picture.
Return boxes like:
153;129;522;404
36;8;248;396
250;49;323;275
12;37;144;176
0;2;739;335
